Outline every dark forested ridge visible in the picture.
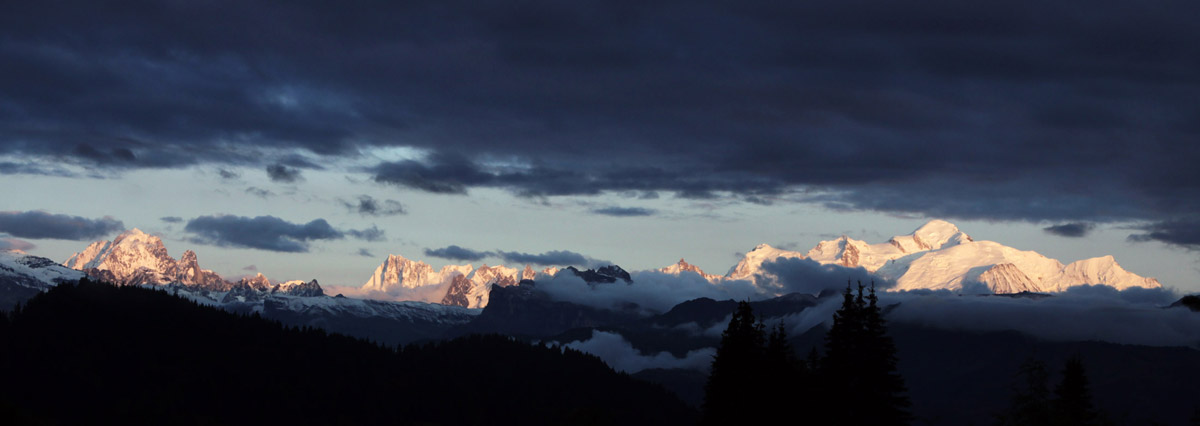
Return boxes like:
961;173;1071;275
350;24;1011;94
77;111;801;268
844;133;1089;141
0;279;695;425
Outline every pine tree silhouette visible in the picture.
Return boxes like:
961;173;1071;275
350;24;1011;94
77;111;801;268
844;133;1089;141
702;300;766;425
996;357;1053;426
1053;356;1097;426
861;282;912;425
822;281;911;426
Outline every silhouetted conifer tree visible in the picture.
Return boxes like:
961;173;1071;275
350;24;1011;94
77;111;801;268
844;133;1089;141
822;281;911;426
1053;356;1097;426
861;282;912;424
996;358;1053;426
702;301;766;425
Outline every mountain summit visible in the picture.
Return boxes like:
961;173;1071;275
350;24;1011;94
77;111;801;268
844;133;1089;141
62;229;321;293
730;219;1160;294
64;229;224;288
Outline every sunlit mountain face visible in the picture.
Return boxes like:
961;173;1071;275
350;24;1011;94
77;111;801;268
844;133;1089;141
37;219;1162;310
2;1;1199;424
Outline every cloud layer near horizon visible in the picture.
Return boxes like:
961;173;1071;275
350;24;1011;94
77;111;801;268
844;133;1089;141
556;330;715;374
767;285;1199;349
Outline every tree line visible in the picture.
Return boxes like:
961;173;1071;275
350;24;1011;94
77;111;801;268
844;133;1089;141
701;281;1116;426
0;278;696;425
702;281;911;425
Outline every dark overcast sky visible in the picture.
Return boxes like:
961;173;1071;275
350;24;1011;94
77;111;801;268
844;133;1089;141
1;1;1198;283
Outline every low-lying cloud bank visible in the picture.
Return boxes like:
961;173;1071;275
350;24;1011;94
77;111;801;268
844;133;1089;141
535;271;761;313
759;257;889;294
867;286;1199;348
557;330;715;374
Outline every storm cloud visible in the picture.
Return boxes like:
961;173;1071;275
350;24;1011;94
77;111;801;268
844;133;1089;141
1128;218;1200;248
183;215;375;252
591;207;656;217
0;211;124;240
339;195;406;217
425;245;492;262
497;249;597;267
1;0;1197;235
1044;222;1096;238
345;225;386;242
266;164;302;183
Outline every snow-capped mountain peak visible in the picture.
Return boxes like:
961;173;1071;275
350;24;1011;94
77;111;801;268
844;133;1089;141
659;258;720;282
1;250;85;291
273;279;324;297
1059;255;1161;291
362;254;451;292
897;219;973;252
726;244;805;281
726;219;1160;295
64;229;177;286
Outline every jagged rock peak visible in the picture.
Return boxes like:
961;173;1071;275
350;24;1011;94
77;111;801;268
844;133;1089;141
62;230;230;289
274;279;324;297
976;263;1038;294
660;258;721;281
239;273;273;291
567;265;632;284
726;244;806;281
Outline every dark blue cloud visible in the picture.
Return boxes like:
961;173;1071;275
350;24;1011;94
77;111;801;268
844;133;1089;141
1128;219;1200;248
160;216;183;224
245;187;274;198
591;207;655;217
266;164;302;183
340;195;406;216
497;249;594;267
0;211;123;240
344;225;386;242
1044;222;1096;238
425;245;492;262
0;0;1196;232
184;215;344;252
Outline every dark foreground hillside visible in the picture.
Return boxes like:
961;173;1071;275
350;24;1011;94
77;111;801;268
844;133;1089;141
0;279;696;425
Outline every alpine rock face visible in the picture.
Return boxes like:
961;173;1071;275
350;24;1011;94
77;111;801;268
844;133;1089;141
64;229;226;289
1;250;85;288
362;254;471;293
731;220;1161;294
443;264;520;308
659;258;721;282
804;219;973;270
725;244;806;281
272;279;325;297
363;255;548;308
1;250;86;308
360;255;590;309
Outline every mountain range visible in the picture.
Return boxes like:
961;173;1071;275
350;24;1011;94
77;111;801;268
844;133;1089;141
351;219;1162;306
0;219;1159;312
